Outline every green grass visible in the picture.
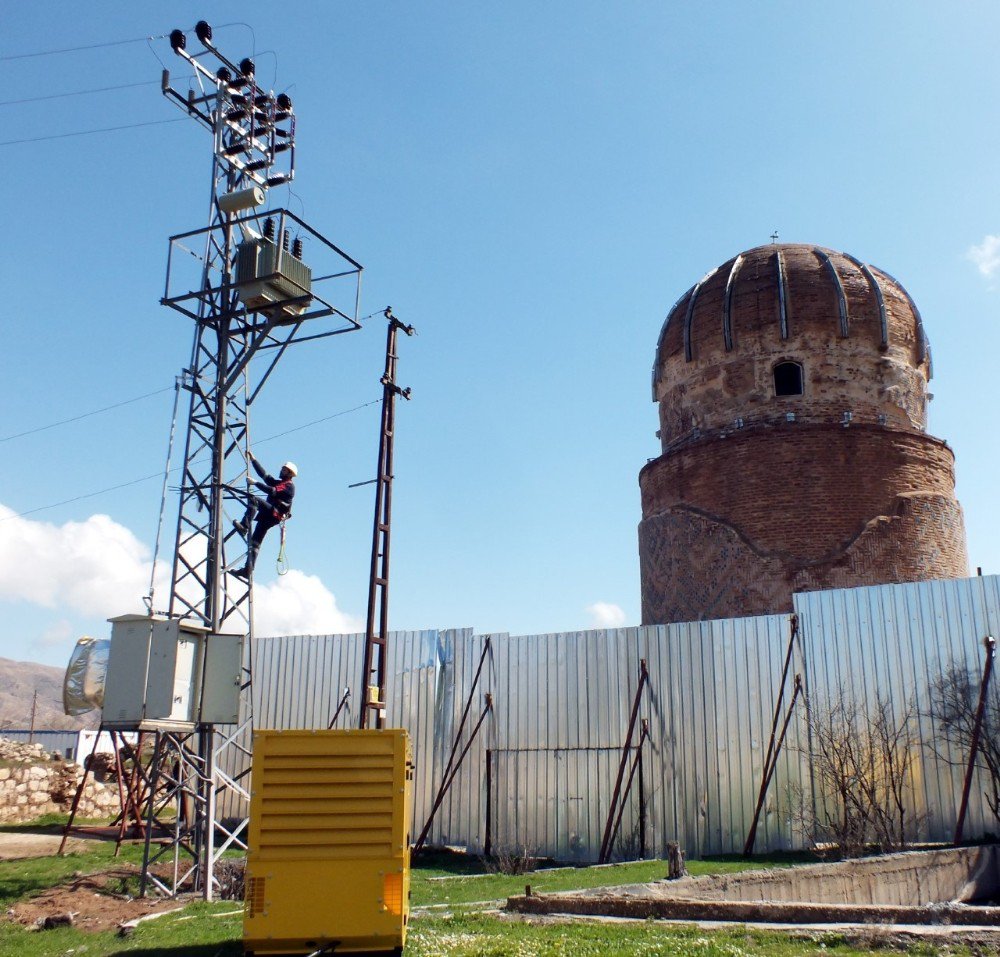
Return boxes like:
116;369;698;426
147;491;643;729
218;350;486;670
0;833;985;956
409;851;811;907
0;824;144;911
405;912;978;957
0;901;244;956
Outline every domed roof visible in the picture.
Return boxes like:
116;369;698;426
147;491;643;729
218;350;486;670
654;243;930;392
651;244;935;450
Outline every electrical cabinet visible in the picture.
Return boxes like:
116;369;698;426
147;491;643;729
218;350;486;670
101;614;242;730
243;729;413;955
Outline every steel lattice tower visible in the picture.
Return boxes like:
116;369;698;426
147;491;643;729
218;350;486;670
140;22;363;898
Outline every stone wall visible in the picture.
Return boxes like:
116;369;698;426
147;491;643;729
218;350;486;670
0;737;119;824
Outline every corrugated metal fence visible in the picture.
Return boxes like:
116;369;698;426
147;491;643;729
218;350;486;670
242;575;1000;862
794;575;1000;846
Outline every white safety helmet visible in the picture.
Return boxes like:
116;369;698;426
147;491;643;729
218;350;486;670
282;461;298;477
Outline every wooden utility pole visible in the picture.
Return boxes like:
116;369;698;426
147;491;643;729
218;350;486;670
28;689;38;744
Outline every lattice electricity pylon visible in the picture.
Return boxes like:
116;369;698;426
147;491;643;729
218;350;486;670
141;21;363;899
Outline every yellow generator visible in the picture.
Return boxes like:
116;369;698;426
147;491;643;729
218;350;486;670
243;729;412;955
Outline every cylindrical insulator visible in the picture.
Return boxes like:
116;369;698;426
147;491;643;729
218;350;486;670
292;238;303;260
263;218;276;241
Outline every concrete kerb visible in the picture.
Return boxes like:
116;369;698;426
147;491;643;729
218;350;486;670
506;846;1000;927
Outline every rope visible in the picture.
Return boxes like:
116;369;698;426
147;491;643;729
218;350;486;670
276;520;289;576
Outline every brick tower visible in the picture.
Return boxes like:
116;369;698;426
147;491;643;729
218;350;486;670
639;243;968;624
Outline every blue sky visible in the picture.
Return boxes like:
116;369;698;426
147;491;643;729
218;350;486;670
1;2;999;670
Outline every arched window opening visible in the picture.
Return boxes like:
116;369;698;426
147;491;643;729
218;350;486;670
773;361;803;397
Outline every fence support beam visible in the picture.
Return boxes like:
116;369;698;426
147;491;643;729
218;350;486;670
599;659;648;864
413;692;494;854
954;635;996;845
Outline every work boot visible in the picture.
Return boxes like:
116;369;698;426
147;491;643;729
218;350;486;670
231;566;250;581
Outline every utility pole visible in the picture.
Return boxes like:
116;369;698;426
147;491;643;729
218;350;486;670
359;309;414;730
139;21;363;899
28;690;37;744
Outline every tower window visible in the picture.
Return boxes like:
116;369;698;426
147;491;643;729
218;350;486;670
773;361;803;397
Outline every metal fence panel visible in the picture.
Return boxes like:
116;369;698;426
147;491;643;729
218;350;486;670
794;575;1000;844
236;576;998;861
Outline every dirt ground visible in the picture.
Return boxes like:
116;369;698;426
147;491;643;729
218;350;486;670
0;831;192;934
8;867;187;934
0;830;92;859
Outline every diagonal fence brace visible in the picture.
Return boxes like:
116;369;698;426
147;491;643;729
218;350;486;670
744;671;803;856
954;634;996;844
599;658;649;864
412;637;494;854
413;692;493;854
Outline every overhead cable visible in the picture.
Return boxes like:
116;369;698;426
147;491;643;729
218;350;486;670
0;80;158;108
0;386;175;443
0;398;380;521
0;34;170;61
3;472;165;520
254;399;381;443
0;117;183;147
1;22;252;62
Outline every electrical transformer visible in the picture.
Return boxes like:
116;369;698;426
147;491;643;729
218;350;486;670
236;237;313;320
243;729;413;956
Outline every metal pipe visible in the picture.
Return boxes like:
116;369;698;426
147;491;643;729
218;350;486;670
954;635;996;844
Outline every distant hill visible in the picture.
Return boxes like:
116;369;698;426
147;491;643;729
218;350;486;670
0;657;97;731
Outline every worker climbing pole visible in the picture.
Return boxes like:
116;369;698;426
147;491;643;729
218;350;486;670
360;308;415;729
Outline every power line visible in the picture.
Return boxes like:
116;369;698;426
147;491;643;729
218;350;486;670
0;386;176;443
1;22;253;63
0;34;169;62
0;117;183;147
0;399;380;522
255;399;381;443
0;80;158;108
3;473;165;519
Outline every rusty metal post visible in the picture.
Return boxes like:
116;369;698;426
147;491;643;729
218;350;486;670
744;674;803;857
484;749;493;857
327;687;351;729
638;737;647;859
743;617;799;857
954;635;996;844
605;720;649;861
598;659;648;864
413;694;493;854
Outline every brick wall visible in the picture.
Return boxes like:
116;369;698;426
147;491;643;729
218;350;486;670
638;423;969;623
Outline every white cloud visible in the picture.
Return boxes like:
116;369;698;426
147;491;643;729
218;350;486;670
0;505;166;617
585;601;627;629
38;619;76;649
253;570;363;636
967;235;1000;278
0;504;359;643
